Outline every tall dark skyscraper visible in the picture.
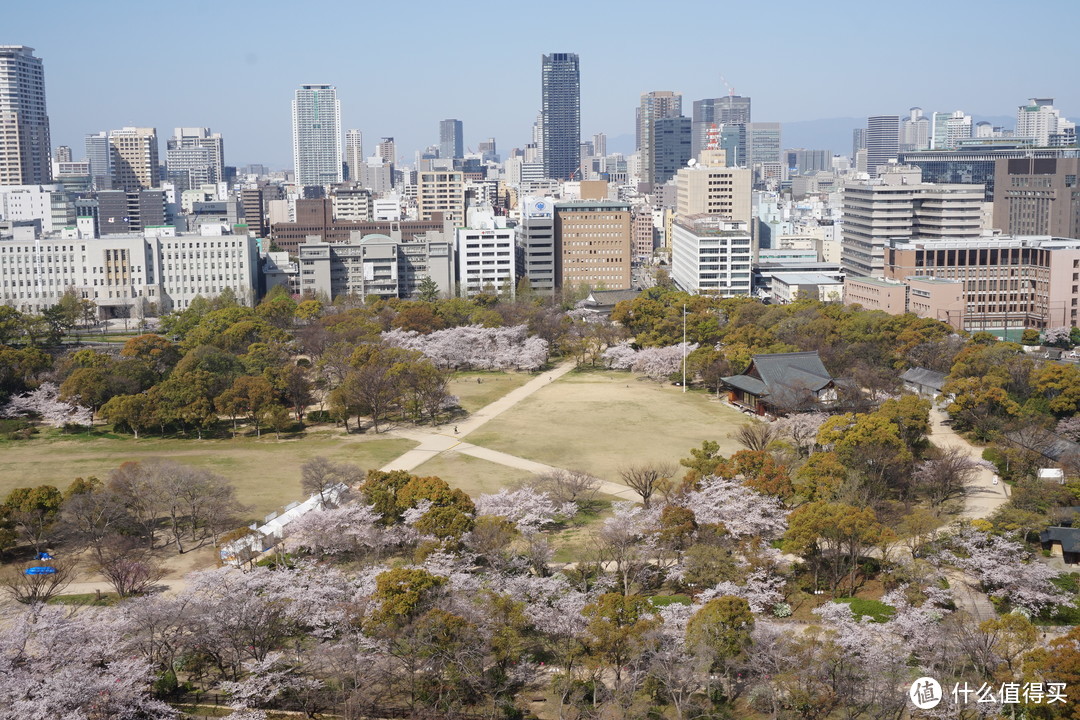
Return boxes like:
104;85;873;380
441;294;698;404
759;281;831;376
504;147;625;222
0;46;51;186
866;115;900;177
541;52;580;180
440;119;463;160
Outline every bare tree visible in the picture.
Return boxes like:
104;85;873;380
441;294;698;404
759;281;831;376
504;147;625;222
619;462;677;508
301;457;362;505
1;561;73;604
533;468;601;506
912;447;983;506
730;422;779;452
95;535;165;597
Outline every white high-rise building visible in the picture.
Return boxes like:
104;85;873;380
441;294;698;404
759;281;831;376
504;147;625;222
345;129;363;182
931;110;972;150
519;196;556;294
456;205;516;297
899;107;930;152
0;46;51;186
166;127;224;189
1016;98;1074;147
292;84;343;188
671;217;753;296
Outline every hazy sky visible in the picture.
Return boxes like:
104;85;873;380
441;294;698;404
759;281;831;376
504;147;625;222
7;0;1078;168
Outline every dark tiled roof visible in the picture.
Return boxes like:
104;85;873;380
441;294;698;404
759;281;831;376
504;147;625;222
1042;526;1080;554
900;367;948;391
582;289;640;307
723;351;833;401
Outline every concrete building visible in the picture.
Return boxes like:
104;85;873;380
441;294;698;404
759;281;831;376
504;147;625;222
992;157;1080;238
518;196;556;294
84;131;111;189
883;235;1080;331
632;206;655;261
376;137;396;167
109;128;159;192
439;119;463;161
166;128;224;191
330;187;373;222
840;165;984;278
744;122;782;171
541;53;580;180
671;216;753;295
1016;98;1075;147
270;198;446;254
298;230;454;301
866;115;900;177
674;151;752;226
456;206;516;297
292;84;342;188
418;170;466;225
637;91;682;187
899;145;1080;202
770;272;845;304
931;110;972;150
0;223;257;315
554;200;632;290
900;107;930;152
844;275;965;329
240;188;267;238
0;184;75;234
344;129;363;182
0;46;51;186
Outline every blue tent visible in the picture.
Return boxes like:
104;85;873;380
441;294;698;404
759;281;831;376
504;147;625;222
36;552;54;560
24;566;57;575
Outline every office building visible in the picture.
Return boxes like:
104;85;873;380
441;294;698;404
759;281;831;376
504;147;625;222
298;230;454;301
554;200;632;290
166;127;224;190
330;187;373;222
518;196;556;294
840;165;984;278
0;223;258;315
440;119;463;161
292;84;342;188
344;129;363;181
633;207;655;260
0;184;74;233
652;116;692;186
541;53;581;180
866;116;900;177
377;137;396;166
789;149;832;175
85;131;111;189
637;91;682;187
674;150;752;225
418;170;466;225
456;206;516;297
109;127;159;192
845;275;965;330
240;188;267;238
992;157;1080;238
852;128;867;159
883;235;1080;331
0;46;51;186
671;216;753;295
691;95;751;160
1016;98;1075;147
270;198;445;254
478;138;498;163
931;111;972;150
592;132;606;158
900;108;930;152
899;145;1080;202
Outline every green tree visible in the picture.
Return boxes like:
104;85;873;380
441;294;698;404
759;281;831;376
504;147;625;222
582;593;659;693
1033;363;1080;416
4;485;63;553
100;393;158;439
367;567;447;629
685;595;754;671
416;276;441;303
784;501;889;595
215;375;276;437
119;334;180;379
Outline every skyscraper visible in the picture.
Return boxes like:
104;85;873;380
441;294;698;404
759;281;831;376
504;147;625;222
440;119;463;161
899;107;930;152
1015;98;1074;147
931;110;972;150
691;95;751;160
345;129;363;181
865;116;899;177
377;137;396;166
0;46;51;186
637;91;682;187
292;84;343;188
85;131;111;189
109;127;159;192
541;53;580;180
652;116;692;186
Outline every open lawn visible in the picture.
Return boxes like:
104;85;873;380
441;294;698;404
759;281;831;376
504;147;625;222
411;451;536;497
466;370;753;483
447;371;535;413
0;430;416;522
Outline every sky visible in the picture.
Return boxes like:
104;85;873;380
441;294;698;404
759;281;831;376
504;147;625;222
7;0;1079;169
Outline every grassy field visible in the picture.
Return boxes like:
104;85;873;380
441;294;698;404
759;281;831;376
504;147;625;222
411;451;537;497
467;370;753;482
0;430;416;522
447;371;535;413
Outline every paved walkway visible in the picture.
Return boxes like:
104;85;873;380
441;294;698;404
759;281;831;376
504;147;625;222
928;407;1009;520
378;360;640;501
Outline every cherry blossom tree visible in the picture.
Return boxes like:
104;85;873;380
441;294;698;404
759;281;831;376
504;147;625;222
601;342;699;381
383;325;549;371
475;487;577;534
1;382;93;428
697;568;786;614
774;412;827;456
681;475;788;540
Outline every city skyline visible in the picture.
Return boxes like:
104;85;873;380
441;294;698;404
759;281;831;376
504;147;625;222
4;0;1079;168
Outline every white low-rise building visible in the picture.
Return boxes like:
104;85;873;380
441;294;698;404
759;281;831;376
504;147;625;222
456;205;516;297
0;222;258;316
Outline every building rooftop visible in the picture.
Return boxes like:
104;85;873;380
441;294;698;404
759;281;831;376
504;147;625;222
846;276;905;288
908;276;963;285
771;272;844;285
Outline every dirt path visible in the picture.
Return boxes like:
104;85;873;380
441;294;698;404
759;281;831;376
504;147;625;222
928;407;1009;519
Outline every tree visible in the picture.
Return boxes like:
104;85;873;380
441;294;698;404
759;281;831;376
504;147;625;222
618;461;676;508
1;560;73;603
100;393;158;438
339;344;420;432
533;468;601;506
3;485;63;553
474;487;577;534
94;534;165;597
300;458;361;504
731;422;779;452
283;365;314;422
784;501;888;595
582;593;659;695
215;375;276;437
1034;362;1080;415
367;567;447;630
792;451;847;503
912;446;982;506
685;595;754;671
120;334;181;379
